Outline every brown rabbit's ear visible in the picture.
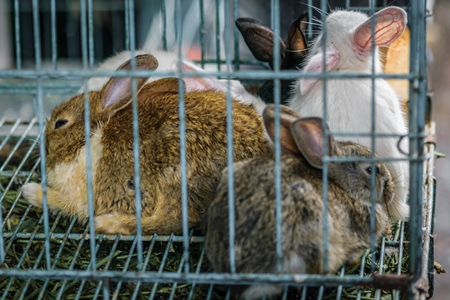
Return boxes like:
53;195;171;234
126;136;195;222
290;117;334;169
235;17;286;68
262;104;303;155
101;54;158;112
287;11;308;58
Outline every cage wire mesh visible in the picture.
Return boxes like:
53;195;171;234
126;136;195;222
0;0;435;300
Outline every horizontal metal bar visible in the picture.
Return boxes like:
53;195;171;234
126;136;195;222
0;69;419;80
0;269;401;288
2;232;205;243
323;155;429;164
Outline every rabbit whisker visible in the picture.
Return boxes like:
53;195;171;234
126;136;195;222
286;49;308;54
300;2;328;18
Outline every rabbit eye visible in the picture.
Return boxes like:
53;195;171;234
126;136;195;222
365;165;380;175
54;119;68;129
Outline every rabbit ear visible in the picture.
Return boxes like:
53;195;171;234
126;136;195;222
287;11;308;59
235;17;286;68
262;105;303;155
172;60;221;92
354;7;407;53
290;117;334;169
101;54;158;111
299;45;340;94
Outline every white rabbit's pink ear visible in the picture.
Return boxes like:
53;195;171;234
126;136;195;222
262;104;303;155
172;61;216;92
299;46;340;95
354;7;407;53
290;117;333;169
101;54;158;111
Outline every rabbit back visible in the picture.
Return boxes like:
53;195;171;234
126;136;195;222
94;86;267;233
206;154;387;276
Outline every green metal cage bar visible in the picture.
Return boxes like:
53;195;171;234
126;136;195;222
0;0;433;299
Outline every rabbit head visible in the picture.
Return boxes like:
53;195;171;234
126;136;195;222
45;54;158;170
300;7;407;94
262;104;395;208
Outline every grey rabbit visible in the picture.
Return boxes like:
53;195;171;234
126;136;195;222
236;12;308;105
205;104;392;300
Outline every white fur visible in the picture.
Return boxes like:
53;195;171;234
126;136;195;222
289;8;409;220
21;182;42;207
79;50;178;93
79;50;266;114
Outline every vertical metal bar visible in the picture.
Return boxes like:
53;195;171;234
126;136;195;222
73;238;104;300
394;221;406;300
50;0;57;69
102;281;111;300
306;0;313;40
130;236;157;300
18;213;64;299
233;0;239;70
374;237;387;299
37;217;79;300
270;0;283;273
407;1;425;296
320;0;329;274
93;236;121;299
222;0;236;274
186;246;208;300
55;226;90;299
356;250;370;300
126;0;144;270
14;0;21;69
168;232;194;299
88;0;94;70
175;0;190;274
215;0;221;70
124;0;130;49
162;0;168;51
148;234;175;300
112;237;139;299
335;266;345;300
368;0;377;275
32;0;52;271
80;0;97;271
199;0;205;68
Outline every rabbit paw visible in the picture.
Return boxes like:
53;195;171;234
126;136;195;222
21;182;43;208
95;213;134;235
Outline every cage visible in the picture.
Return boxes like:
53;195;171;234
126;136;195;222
0;0;436;300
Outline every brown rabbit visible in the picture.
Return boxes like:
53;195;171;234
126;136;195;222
21;54;269;235
205;105;392;300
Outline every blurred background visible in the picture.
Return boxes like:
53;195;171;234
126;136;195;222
0;0;447;298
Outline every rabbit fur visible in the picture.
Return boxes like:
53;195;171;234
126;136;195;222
205;104;392;300
21;54;269;235
288;7;409;220
236;11;309;105
80;49;267;115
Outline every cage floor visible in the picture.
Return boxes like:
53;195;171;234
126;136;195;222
0;119;422;300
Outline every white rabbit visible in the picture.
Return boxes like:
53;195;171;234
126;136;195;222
80;50;266;114
288;7;409;220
